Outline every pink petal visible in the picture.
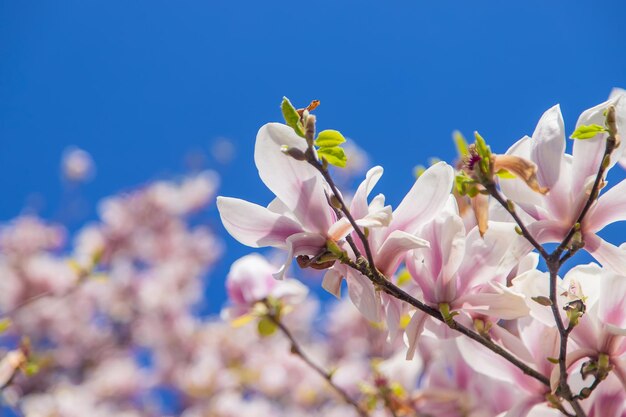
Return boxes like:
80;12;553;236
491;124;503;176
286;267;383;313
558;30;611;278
585;233;626;275
530;105;565;189
375;230;429;277
386;161;453;237
404;310;428;360
346;270;381;323
322;268;343;298
458;221;531;292
217;196;303;248
572;94;626;193
457;283;529;320
585;178;626;233
598;271;626;333
274;232;327;280
255;123;333;233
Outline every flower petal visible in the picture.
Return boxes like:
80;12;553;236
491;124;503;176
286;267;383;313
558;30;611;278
585;233;626;275
274;232;327;280
351;166;384;220
404;310;428;360
217;196;303;248
530;104;565;189
255;123;333;232
322;268;343;299
585;178;626;233
387;161;454;237
346;270;381;323
375;230;430;277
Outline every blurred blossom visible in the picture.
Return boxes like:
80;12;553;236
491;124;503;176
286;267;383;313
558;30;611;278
61;147;95;183
210;137;236;164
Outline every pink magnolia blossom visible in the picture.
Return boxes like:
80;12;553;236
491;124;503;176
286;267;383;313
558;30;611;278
403;201;530;357
322;162;454;326
217;123;391;280
222;253;308;320
499;92;626;273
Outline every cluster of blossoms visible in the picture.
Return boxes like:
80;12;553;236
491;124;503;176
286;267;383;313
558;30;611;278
218;90;626;416
2;89;626;417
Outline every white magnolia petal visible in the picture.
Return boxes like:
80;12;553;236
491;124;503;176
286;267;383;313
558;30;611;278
597;271;626;333
456;336;538;393
572;94;625;192
585;178;626;233
255;123;333;232
217;196;303;248
388;161;454;236
585;233;626;275
458;221;531;291
531;104;565;189
351;166;384;220
499;136;544;209
511;269;560;327
457;282;530;320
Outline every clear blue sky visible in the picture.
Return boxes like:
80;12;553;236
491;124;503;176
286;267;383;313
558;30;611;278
2;1;626;312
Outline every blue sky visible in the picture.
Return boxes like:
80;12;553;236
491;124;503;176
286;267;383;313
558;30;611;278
2;1;626;312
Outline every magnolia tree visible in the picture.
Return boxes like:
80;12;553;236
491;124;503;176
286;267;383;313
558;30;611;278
217;90;626;417
1;90;626;417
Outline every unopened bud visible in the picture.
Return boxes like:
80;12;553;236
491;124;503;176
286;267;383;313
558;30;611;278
531;296;552;306
514;226;523;236
329;195;342;210
506;199;516;213
281;145;307;161
305;114;316;146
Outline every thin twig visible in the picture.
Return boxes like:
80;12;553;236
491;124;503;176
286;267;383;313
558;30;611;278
267;313;369;417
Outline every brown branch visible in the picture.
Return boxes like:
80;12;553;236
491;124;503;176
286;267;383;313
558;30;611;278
266;312;369;417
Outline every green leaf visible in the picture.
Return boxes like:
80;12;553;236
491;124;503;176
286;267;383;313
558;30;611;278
0;318;12;334
318;146;347;168
570;124;607;140
315;129;346;148
396;269;411;287
474;131;491;175
257;317;278;337
453;130;469;157
281;97;305;137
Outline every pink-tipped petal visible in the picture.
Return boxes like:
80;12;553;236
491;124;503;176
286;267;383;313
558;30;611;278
387;161;454;236
585;233;626;275
585;178;626;233
217;196;303;248
255;123;333;232
375;230;429;277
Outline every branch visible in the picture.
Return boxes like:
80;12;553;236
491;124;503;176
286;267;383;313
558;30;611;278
266;312;370;417
485;184;549;259
300;150;550;387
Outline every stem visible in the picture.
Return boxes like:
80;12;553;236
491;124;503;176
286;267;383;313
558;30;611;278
303;152;550;387
267;313;369;417
485;184;549;259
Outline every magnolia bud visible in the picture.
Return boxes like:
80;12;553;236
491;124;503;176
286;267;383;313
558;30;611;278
281;145;307;161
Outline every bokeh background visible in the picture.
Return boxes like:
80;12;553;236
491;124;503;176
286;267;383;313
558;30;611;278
2;0;626;313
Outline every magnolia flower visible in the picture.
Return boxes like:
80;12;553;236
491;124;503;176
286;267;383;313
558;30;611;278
514;262;626;392
499;93;626;273
322;162;454;325
403;199;530;358
458;318;559;417
217;123;391;280
222;253;308;321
